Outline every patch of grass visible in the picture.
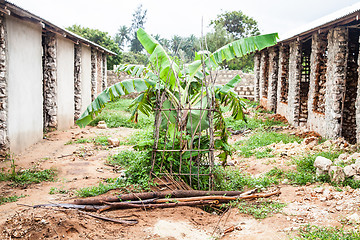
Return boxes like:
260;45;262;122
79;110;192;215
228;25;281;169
231;199;286;219
88;98;154;129
0;168;57;185
236;131;301;158
67;135;110;146
107;150;152;188
49;187;68;195
266;152;345;186
255;148;274;159
0;195;25;205
76;178;127;197
226;116;286;131
214;167;279;191
126;127;154;145
293;225;360;240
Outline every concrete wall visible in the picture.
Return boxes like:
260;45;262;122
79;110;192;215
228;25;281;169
80;45;92;114
56;36;74;130
6;16;43;153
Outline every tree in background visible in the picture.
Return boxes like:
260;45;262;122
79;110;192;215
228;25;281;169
66;24;121;69
210;10;260;72
129;4;147;53
114;25;130;50
211;10;260;39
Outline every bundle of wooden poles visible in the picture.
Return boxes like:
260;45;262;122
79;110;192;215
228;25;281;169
32;188;281;213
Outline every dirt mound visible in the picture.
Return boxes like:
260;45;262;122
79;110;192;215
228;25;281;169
270;114;288;124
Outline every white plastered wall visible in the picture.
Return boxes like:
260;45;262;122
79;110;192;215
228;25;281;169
56;36;74;130
6;16;43;153
80;45;92;113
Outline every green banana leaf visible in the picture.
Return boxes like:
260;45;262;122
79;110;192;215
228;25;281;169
188;33;279;79
76;78;155;128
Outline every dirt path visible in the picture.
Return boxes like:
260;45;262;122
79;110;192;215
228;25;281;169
0;125;358;239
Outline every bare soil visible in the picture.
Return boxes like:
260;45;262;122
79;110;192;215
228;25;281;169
0;124;358;239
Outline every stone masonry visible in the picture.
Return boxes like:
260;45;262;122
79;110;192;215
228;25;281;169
267;47;279;112
42;31;57;130
287;40;302;126
0;15;8;155
102;54;107;90
74;44;82;120
259;50;269;98
91;48;97;101
324;27;348;139
277;44;290;104
254;54;260;101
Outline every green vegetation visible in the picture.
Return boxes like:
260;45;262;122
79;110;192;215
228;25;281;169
230;199;286;219
214;167;279;191
226;116;286;131
0;194;25;205
0;166;56;185
76;177;142;197
88;99;154;129
107;150;152;188
49;187;69;195
293;225;360;240
66;135;111;146
236;131;301;158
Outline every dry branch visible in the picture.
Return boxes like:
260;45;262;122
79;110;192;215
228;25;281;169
73;190;247;205
79;210;138;225
99;200;218;212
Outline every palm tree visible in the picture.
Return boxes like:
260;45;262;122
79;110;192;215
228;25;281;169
114;25;130;50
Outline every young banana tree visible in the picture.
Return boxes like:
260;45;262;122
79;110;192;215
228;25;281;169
76;28;278;164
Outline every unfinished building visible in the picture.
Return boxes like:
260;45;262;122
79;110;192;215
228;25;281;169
255;3;360;144
0;1;115;154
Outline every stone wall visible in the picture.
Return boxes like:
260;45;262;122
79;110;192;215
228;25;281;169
342;28;359;144
267;47;279;112
91;48;97;101
74;44;82;120
259;50;269;99
324;27;348;139
254;54;260;101
0;16;8;155
277;45;290;104
287;41;302;126
42;31;57;130
107;69;256;99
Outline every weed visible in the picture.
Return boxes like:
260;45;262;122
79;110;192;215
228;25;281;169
0;194;25;205
231;198;286;219
49;187;68;195
126;127;154;145
293;225;360;240
255;148;274;159
0;167;56;185
213;167;279;191
226;116;286;131
236;131;301;158
88;98;154;129
107;150;152;188
76;178;143;197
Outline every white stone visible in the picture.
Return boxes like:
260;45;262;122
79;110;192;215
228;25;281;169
344;164;357;177
353;175;360;181
347;213;360;223
314;156;333;175
329;166;345;183
107;137;120;147
97;121;107;129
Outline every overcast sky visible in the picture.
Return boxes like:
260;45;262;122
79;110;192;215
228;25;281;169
8;0;360;39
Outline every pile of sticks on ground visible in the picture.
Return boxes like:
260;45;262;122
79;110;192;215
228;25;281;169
25;188;280;225
36;188;281;212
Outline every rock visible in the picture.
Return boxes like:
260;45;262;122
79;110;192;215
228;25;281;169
353;175;360;181
97;121;107;129
314;187;324;193
329;166;345;183
346;153;360;164
347;213;360;223
344;164;357;177
107;137;120;147
303;136;319;145
338;153;349;161
314;156;333;176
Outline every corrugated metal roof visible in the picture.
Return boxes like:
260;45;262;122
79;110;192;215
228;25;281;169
280;2;360;42
1;1;116;55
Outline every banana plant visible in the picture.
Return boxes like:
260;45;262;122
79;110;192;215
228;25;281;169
76;28;278;162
